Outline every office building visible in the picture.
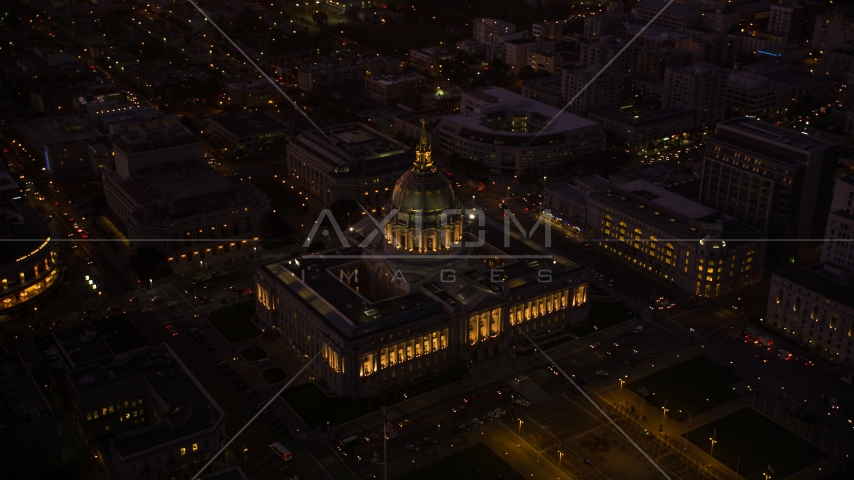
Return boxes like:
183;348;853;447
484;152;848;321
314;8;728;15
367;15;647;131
701;9;741;33
769;2;805;40
699;117;838;263
286;123;414;210
365;73;426;106
583;12;632;39
662;63;729;130
472;18;517;44
65;343;228;480
0;350;61;479
14;116;105;180
434;87;606;175
408;47;454;76
633;0;703;33
296;61;364;92
103;126;269;262
504;37;555;71
766;263;854;367
255;134;591;399
393;109;446;142
205;112;291;160
821;177;854;270
822;45;854;82
675;33;734;64
0;200;58;311
578;36;637;75
635;48;692;81
610;163;700;199
528;50;566;75
224;80;277;107
562;65;622;117
520;75;563;108
89;105;180;136
811;7;854;48
587;106;695;149
532;20;567;42
543;176;614;234
586;179;765;299
726;71;791;118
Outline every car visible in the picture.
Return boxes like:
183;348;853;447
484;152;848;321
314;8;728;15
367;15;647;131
548;365;561;375
203;344;214;352
365;433;380;442
215;359;227;367
513;375;529;383
198;297;212;304
371;457;384;465
513;398;531;407
497;387;511;395
151;296;164;302
608;278;613;287
244;389;256;397
398;419;412;428
195;335;206;343
167;300;179;306
458;424;471;431
487;411;499;418
140;306;154;313
189;327;199;333
257;358;271;366
471;417;484;425
596;370;609;377
589;342;602;349
606;347;618;356
406;444;420;451
423;436;438;444
463;395;476;403
493;408;506;415
184;287;196;294
68;217;74;221
86;258;93;265
754;354;769;363
129;297;139;302
452;405;466;413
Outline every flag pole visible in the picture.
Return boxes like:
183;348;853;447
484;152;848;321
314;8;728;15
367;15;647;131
383;406;387;480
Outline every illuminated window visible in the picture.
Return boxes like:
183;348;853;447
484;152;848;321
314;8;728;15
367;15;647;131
192;444;199;452
180;448;187;456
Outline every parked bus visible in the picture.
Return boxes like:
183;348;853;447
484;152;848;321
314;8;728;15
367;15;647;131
270;442;293;461
337;435;359;455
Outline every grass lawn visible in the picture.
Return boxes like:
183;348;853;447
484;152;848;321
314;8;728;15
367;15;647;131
570;302;635;337
282;370;465;428
262;367;288;385
687;408;828;480
627;356;741;422
210;301;261;344
240;347;267;362
396;444;525;480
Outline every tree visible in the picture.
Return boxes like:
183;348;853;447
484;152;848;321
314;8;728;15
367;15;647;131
128;247;172;281
264;213;293;238
312;11;329;28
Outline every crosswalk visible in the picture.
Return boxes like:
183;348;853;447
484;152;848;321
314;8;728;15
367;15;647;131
508;378;552;405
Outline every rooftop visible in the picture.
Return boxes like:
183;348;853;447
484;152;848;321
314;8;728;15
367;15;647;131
367;73;426;86
590;180;764;241
108;161;267;222
289;123;413;173
15;115;104;148
588;105;694;125
52;315;148;369
206;112;291;139
0;170;20;194
113;125;201;155
715;117;836;152
69;344;224;459
0;350;52;431
521;75;562;95
774;264;854;309
610;164;697;190
449;87;598;138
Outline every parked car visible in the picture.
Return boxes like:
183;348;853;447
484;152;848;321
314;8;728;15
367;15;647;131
497;387;511;395
452;405;466;413
423;437;438;444
257;358;271;366
398;419;412;429
513;398;531;407
471;417;484;425
406;444;420;452
151;296;164;302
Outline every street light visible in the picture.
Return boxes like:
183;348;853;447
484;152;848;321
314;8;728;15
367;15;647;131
518;419;523;436
199;260;203;273
662;406;668;424
253;246;257;260
149;278;153;291
619;377;626;403
34;307;39;324
709;437;717;457
558;450;563;469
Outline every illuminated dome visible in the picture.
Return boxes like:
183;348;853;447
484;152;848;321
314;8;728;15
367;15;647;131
384;122;463;253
